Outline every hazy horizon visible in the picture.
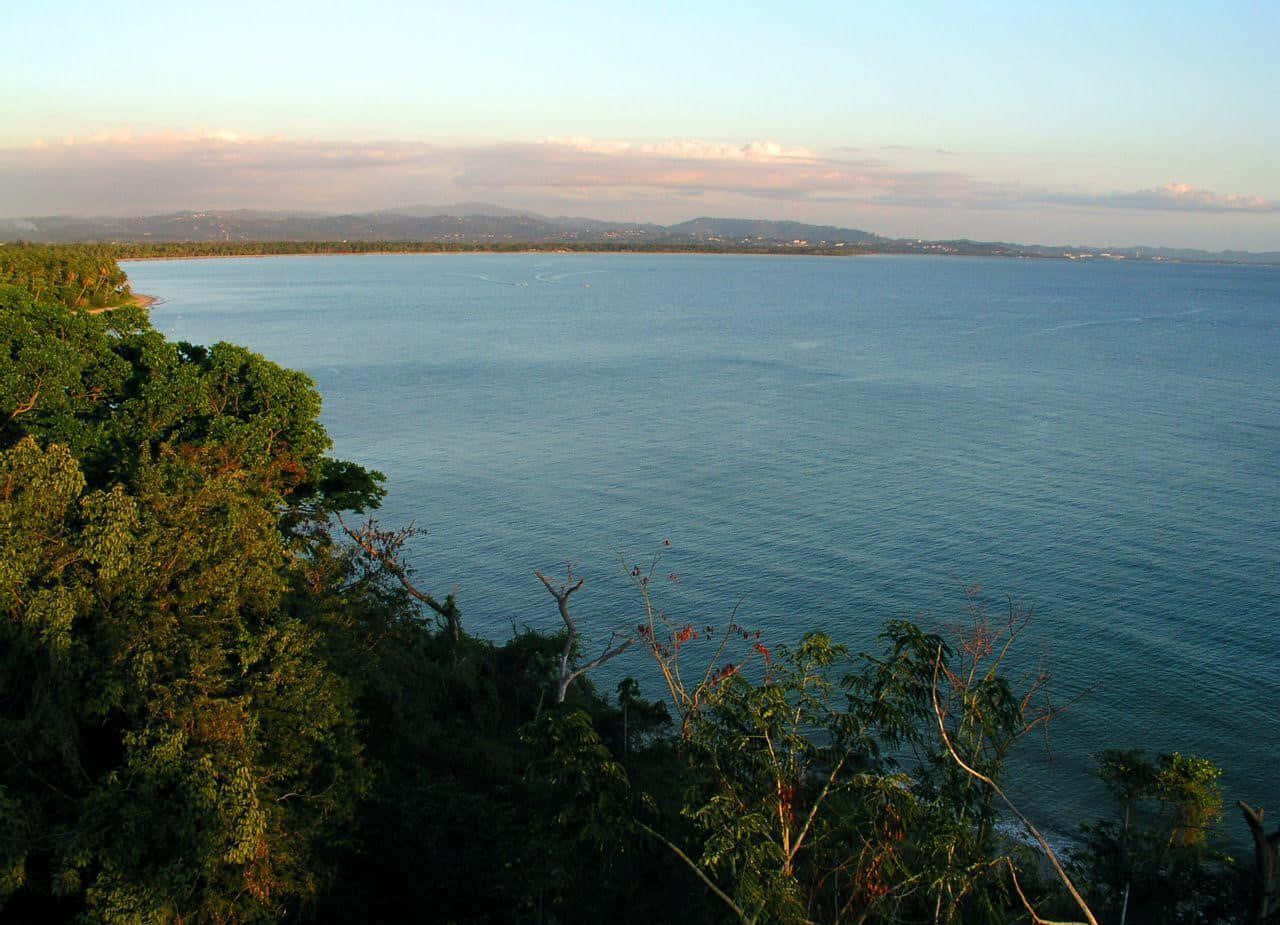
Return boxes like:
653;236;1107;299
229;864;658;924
5;2;1278;251
6;199;1280;256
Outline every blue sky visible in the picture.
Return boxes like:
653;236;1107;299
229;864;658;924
4;0;1278;248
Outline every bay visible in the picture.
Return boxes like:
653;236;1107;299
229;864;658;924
123;252;1280;843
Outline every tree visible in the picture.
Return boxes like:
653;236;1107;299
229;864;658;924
1079;749;1235;924
852;594;1086;925
535;565;634;703
0;277;383;921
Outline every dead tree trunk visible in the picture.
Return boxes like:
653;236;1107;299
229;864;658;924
1240;801;1280;924
536;566;634;703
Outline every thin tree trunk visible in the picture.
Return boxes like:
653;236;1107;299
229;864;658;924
536;568;633;703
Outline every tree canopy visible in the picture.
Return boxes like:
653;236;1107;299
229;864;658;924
0;277;382;921
0;244;132;310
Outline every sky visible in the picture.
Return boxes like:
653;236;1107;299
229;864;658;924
3;0;1279;250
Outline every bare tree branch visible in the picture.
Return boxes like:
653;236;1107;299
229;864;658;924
336;514;461;641
1003;857;1088;925
8;377;42;421
536;566;634;703
790;753;848;866
561;631;635;697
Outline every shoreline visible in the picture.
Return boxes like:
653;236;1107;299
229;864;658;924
117;248;872;262
111;248;1276;268
85;292;158;314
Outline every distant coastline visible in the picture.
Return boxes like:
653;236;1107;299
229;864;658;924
9;209;1277;266
108;240;1276;266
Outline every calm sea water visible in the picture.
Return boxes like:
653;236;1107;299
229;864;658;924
124;253;1279;842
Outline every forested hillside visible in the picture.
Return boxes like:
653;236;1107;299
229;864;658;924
1;250;1275;924
0;243;133;309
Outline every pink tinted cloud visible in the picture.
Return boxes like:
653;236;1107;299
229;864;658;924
452;139;972;204
1043;182;1279;213
0;133;1275;223
0;133;453;214
1;132;982;215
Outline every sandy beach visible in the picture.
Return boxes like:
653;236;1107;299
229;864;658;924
85;292;158;314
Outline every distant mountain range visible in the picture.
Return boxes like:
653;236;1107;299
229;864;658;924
1;206;1276;265
0;207;883;248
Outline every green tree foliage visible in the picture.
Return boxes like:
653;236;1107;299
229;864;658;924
852;607;1071;924
626;564;1075;925
0;244;132;309
0;437;363;921
1078;749;1238;924
674;632;915;924
0;272;383;922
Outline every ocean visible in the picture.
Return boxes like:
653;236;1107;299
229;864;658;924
123;252;1279;842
